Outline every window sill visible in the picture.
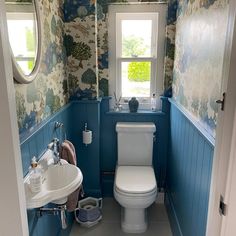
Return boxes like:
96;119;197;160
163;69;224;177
106;110;165;116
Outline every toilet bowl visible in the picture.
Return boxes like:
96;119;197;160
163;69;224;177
114;166;157;233
114;122;157;233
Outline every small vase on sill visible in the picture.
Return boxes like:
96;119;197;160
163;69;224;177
128;97;139;113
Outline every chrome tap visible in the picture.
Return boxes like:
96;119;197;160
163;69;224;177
53;139;58;154
48;138;61;164
54;152;61;165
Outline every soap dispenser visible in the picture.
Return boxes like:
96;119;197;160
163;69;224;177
29;156;42;193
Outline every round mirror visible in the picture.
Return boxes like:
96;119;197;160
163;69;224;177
5;0;41;83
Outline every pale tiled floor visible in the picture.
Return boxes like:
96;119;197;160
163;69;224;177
70;198;172;236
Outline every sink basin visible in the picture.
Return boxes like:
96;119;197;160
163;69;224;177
46;164;80;191
24;151;83;209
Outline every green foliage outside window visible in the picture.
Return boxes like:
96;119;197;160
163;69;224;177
123;35;151;82
128;62;150;82
26;28;35;52
28;60;34;71
26;28;35;71
122;35;146;57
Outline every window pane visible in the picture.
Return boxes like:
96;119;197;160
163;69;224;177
121;61;151;97
122;20;152;57
7;18;36;75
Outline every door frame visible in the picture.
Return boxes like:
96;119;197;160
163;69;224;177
0;2;28;236
221;111;236;235
206;0;236;235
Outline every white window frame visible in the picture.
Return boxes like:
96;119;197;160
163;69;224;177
108;3;167;110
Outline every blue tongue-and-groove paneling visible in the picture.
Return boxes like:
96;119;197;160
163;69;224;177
166;100;214;236
20;103;74;236
20;97;214;236
100;97;170;196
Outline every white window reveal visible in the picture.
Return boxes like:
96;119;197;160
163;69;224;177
108;4;167;110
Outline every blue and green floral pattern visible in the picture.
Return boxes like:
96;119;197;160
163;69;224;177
173;0;229;136
64;0;178;99
15;0;68;134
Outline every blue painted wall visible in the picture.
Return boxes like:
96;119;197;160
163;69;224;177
20;104;72;176
20;100;102;235
20;97;173;235
165;100;214;236
20;104;74;236
100;97;170;196
69;100;101;197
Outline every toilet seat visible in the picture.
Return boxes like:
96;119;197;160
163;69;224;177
115;166;157;195
115;185;157;198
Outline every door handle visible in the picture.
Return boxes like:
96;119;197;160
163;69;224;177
216;93;226;111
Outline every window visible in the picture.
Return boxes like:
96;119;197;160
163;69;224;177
117;13;157;99
109;4;167;109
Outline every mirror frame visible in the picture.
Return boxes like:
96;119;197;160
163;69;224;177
8;0;42;84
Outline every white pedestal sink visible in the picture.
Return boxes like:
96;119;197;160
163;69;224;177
24;150;83;209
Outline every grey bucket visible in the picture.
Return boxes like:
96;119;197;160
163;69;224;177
75;197;102;227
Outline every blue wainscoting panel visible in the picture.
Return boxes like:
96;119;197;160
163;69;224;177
20;103;72;176
166;100;214;236
100;97;170;196
70;100;101;197
20;103;74;236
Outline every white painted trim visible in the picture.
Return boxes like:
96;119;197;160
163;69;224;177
206;1;235;235
169;98;215;146
221;111;236;235
5;0;42;84
0;2;28;236
220;1;236;234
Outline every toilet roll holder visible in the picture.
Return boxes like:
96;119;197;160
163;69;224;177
83;123;92;146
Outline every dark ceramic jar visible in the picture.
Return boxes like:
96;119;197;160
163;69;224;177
128;97;139;112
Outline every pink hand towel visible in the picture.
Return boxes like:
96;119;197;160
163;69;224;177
60;140;77;165
60;140;80;212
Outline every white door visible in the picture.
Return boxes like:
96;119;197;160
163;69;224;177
0;2;29;236
221;111;236;235
206;0;236;235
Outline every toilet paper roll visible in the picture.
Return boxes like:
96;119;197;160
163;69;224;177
83;130;92;145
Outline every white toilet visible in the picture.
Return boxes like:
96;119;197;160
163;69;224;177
114;122;157;233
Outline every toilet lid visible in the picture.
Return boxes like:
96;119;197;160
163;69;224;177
115;166;156;194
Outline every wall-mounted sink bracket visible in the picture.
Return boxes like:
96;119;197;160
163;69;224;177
37;204;67;229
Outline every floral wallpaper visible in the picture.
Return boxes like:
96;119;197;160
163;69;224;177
64;0;126;100
13;0;229;139
14;0;177;136
64;0;178;99
14;0;68;136
97;0;127;97
172;0;229;137
164;0;178;94
64;0;98;100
